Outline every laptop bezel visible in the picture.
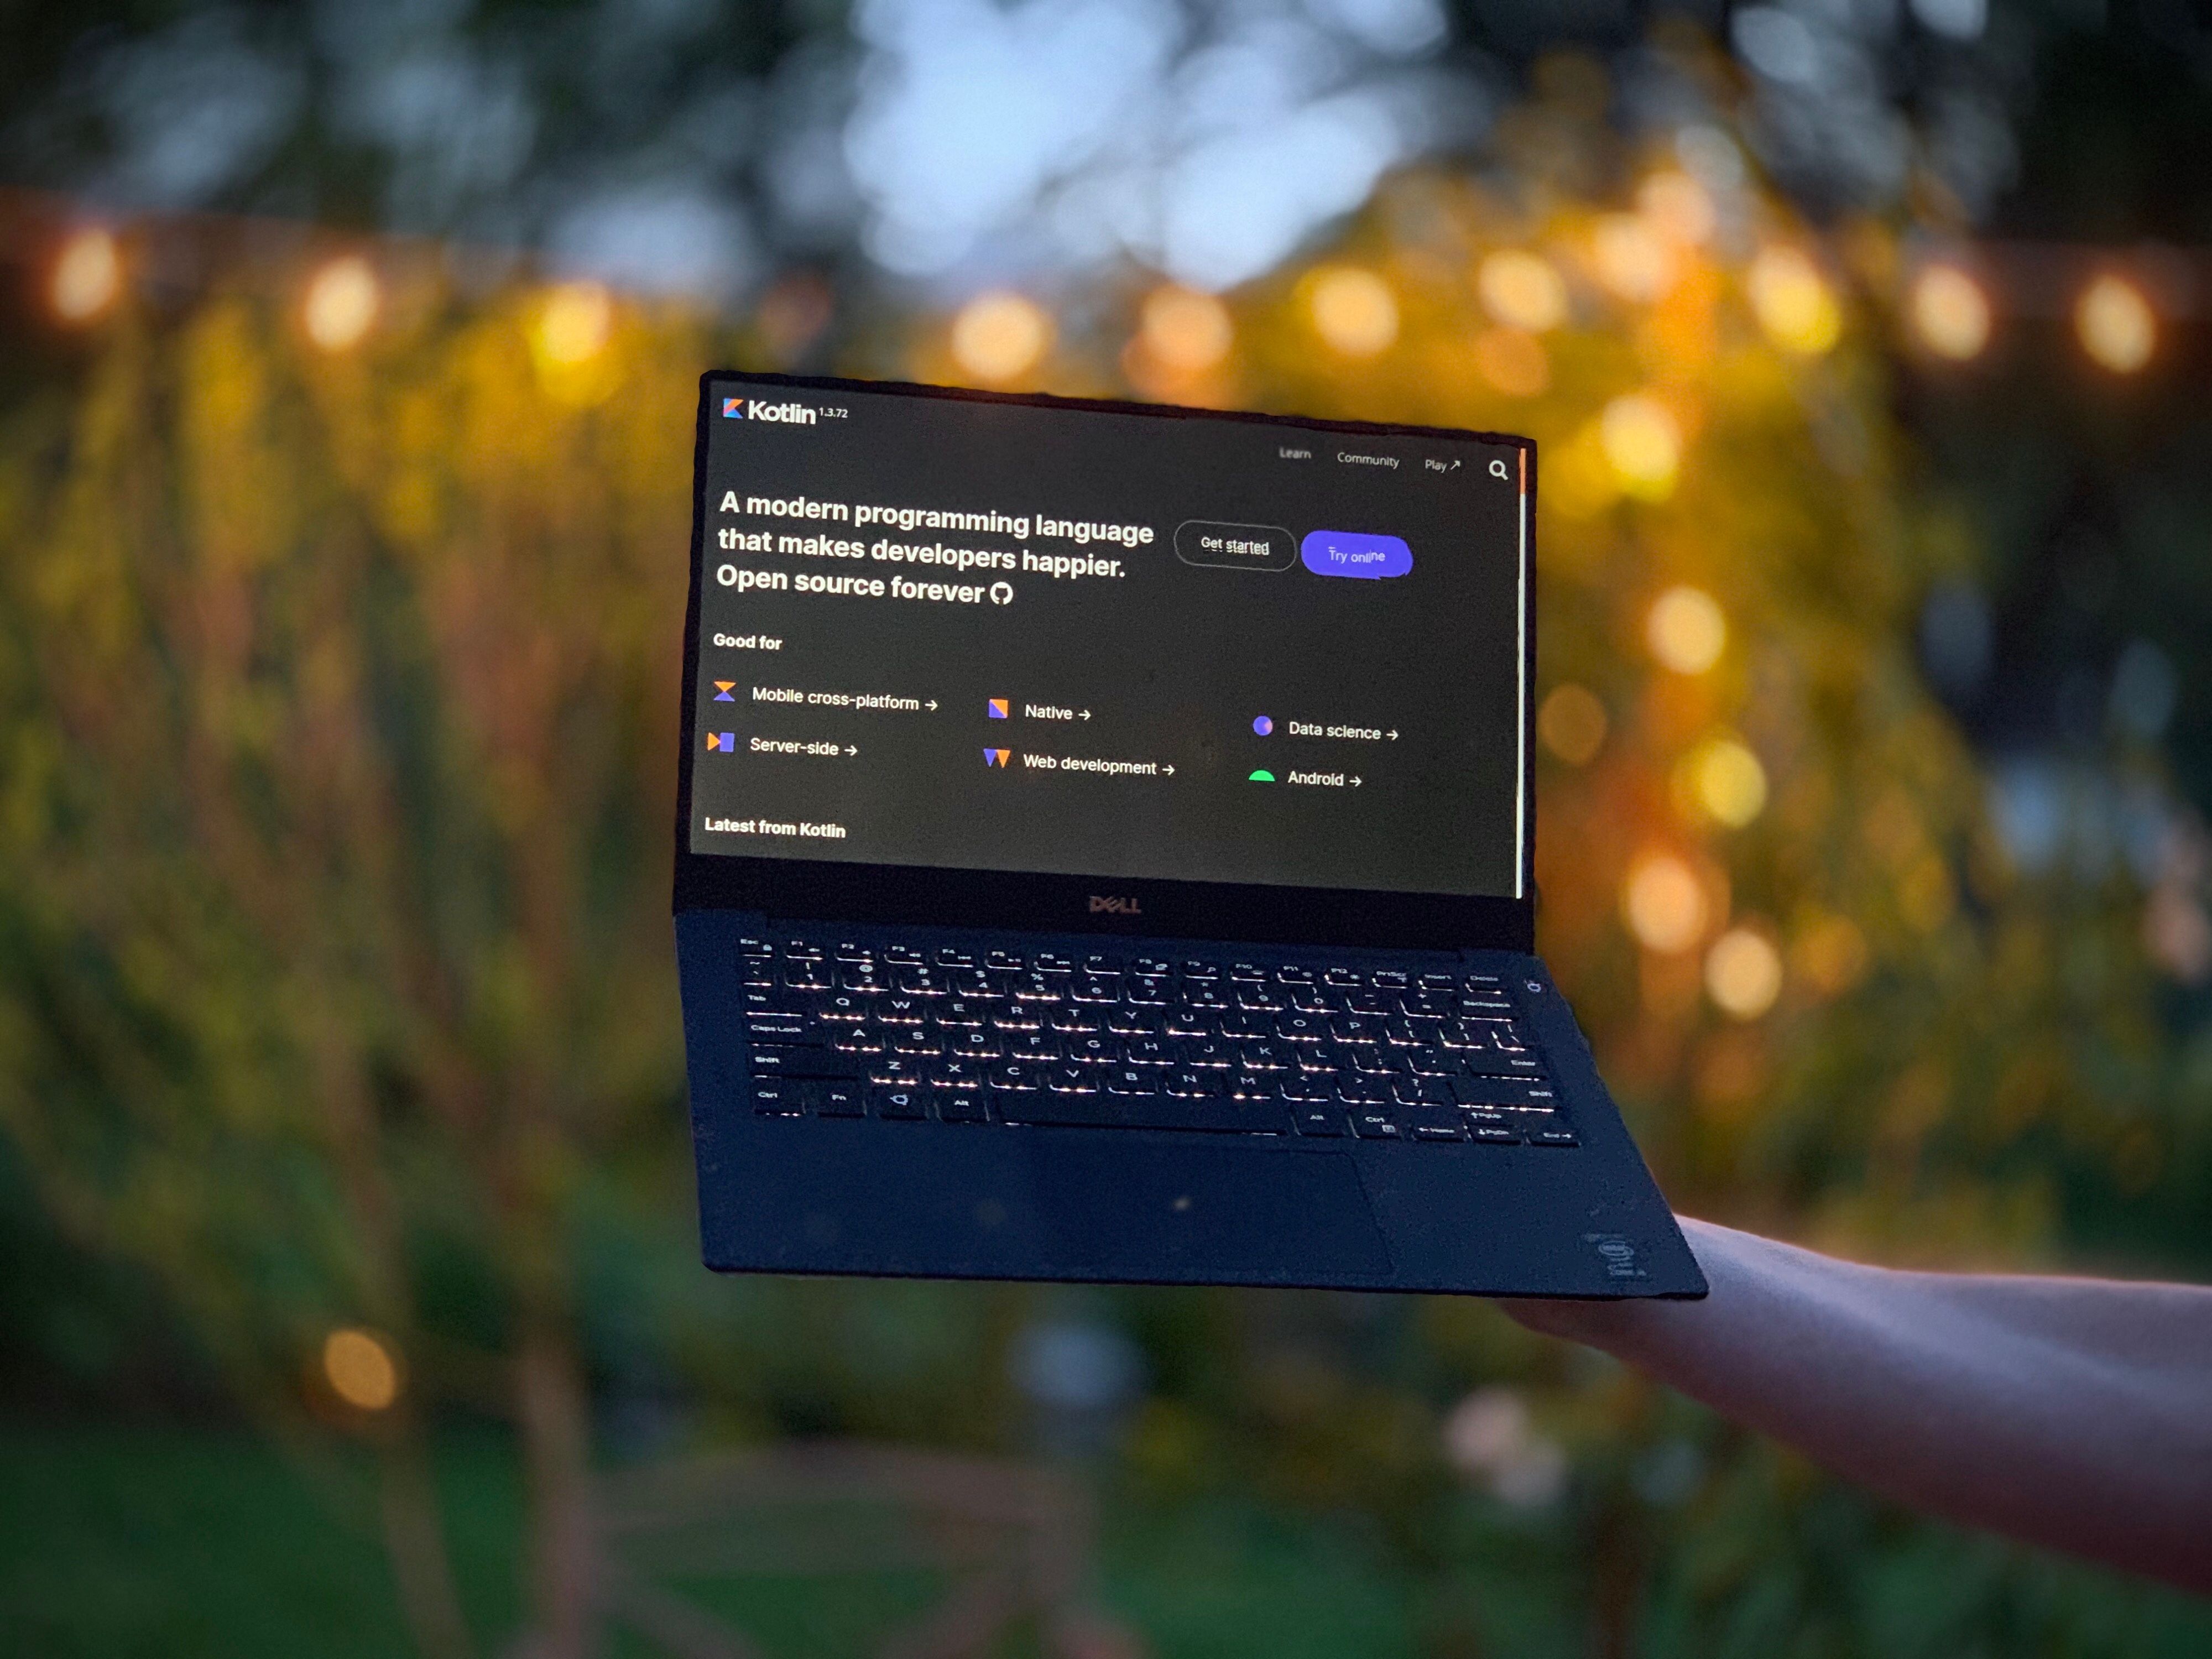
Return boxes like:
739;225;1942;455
674;371;1537;954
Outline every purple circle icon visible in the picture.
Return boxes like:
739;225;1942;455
1252;715;1273;736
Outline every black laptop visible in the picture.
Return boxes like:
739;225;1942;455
674;371;1704;1299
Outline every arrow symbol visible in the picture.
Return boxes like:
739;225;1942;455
1387;729;1398;740
1350;775;1363;787
1079;709;1092;720
845;745;857;755
1163;764;1175;775
926;700;938;711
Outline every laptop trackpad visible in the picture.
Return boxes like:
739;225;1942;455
1031;1140;1391;1280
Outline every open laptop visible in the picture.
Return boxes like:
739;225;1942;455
675;371;1704;1299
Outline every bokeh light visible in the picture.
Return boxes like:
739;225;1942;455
1139;285;1233;374
1748;247;1841;354
1910;265;1991;361
1477;251;1568;332
1686;737;1768;826
1538;684;1608;765
1647;586;1726;674
322;1327;399;1412
2074;274;2154;373
1590;214;1676;302
1599;394;1681;494
50;229;122;324
1443;1387;1568;1507
1636;172;1715;246
536;283;613;366
1623;853;1709;953
1792;911;1871;996
951;291;1051;383
1308;268;1398;358
1705;928;1783;1018
756;273;836;365
1472;327;1550;398
303;256;381;353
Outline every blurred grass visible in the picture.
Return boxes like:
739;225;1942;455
0;1425;520;1658
4;1421;2208;1658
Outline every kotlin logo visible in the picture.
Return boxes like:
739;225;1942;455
722;396;817;425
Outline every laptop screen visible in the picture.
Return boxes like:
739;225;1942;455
689;377;1530;900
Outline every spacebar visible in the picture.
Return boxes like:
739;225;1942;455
998;1094;1285;1133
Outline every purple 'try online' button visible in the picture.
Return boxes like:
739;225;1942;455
1300;530;1413;580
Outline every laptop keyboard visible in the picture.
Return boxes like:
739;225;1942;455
735;936;1575;1146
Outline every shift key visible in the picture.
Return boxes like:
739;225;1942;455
750;1046;863;1079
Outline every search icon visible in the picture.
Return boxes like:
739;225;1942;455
1489;458;1510;481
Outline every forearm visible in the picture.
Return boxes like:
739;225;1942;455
1516;1220;2212;1593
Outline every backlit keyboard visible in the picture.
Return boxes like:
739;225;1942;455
737;936;1575;1146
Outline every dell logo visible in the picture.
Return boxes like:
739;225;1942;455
1089;895;1142;916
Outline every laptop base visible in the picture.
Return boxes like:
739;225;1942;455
680;908;1707;1298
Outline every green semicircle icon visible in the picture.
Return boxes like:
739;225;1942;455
1248;769;1275;782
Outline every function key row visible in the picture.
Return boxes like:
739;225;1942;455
735;937;1509;998
754;974;1511;1025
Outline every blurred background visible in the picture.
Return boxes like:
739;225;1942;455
2;1;2210;1655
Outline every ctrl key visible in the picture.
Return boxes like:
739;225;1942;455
752;1079;809;1117
1350;1108;1403;1140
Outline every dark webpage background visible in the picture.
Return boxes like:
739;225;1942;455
689;382;1526;898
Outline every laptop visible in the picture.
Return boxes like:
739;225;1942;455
675;371;1705;1299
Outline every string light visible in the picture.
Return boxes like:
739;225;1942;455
1623;853;1709;953
536;283;613;366
1637;173;1716;246
1647;586;1726;674
1792;912;1870;997
2075;274;2155;373
1684;736;1768;826
1139;285;1233;374
322;1328;400;1411
50;228;122;323
1477;251;1568;332
1748;247;1841;354
951;291;1051;383
303;255;380;352
1909;264;1991;361
1472;328;1550;398
1591;214;1676;302
756;273;835;364
1599;394;1681;495
1308;268;1399;358
1706;928;1783;1018
1537;684;1608;765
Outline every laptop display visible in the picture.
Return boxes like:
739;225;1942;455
688;379;1531;901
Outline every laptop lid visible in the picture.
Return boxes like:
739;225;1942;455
674;373;1536;954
